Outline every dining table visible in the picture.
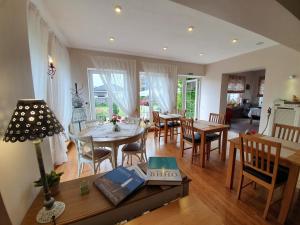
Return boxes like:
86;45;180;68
226;135;300;224
159;113;182;144
192;120;229;168
78;122;144;167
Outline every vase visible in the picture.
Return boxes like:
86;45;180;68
112;124;120;132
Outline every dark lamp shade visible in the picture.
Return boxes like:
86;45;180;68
3;99;64;142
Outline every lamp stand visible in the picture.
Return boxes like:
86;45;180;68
33;139;65;223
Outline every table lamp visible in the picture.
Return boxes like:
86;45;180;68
3;99;65;223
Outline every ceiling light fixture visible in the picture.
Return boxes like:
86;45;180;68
163;47;167;51
114;5;122;14
232;39;238;44
187;26;194;32
199;53;204;56
109;37;115;42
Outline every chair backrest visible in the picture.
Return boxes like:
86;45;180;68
84;120;99;128
152;111;160;126
78;136;95;160
180;117;195;142
239;134;281;185
141;127;149;151
272;123;300;143
209;113;225;124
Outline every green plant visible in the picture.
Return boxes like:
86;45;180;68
34;171;63;187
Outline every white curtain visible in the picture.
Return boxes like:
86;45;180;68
27;3;49;100
47;35;72;165
27;3;71;165
142;62;178;113
90;56;138;116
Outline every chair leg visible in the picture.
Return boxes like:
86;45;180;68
263;189;274;219
109;155;114;169
77;162;82;177
237;173;244;200
181;141;185;157
121;152;124;166
218;136;221;154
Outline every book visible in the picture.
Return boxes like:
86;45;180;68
146;157;182;185
94;166;145;206
127;165;148;180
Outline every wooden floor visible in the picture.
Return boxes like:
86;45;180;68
56;132;300;225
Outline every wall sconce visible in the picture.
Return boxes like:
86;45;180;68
48;56;56;79
288;74;297;80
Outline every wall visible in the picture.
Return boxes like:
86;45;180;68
0;0;53;224
69;48;205;118
200;45;300;134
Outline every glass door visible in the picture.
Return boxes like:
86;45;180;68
177;77;199;119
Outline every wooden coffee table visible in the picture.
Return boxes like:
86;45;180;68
21;168;190;225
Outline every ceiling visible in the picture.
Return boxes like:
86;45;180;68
37;0;277;64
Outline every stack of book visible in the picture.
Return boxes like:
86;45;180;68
94;157;182;206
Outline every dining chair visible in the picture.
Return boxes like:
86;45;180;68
237;134;289;219
84;120;100;128
121;127;149;165
272;123;300;143
152;111;173;143
180;117;201;163
72;134;114;177
173;109;187;136
206;113;225;160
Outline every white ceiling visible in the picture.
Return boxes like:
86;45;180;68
38;0;278;64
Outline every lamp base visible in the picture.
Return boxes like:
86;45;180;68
36;201;65;223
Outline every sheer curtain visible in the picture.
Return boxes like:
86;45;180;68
48;35;72;165
90;56;138;116
27;3;71;165
27;3;49;100
142;62;178;113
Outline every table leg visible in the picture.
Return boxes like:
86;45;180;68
277;164;300;224
164;119;168;144
225;142;237;189
111;144;118;168
221;128;228;161
200;132;206;168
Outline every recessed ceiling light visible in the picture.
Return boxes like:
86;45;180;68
109;37;115;42
232;39;238;44
187;26;194;32
256;41;264;46
163;47;167;51
199;53;204;56
114;5;122;14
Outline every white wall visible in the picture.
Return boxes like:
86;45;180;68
69;48;205;118
200;45;300;134
0;1;53;224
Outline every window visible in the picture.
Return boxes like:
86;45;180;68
258;77;265;97
227;93;242;105
139;73;161;121
89;72;125;121
227;75;245;93
176;77;200;119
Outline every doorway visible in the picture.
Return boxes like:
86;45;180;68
224;69;265;133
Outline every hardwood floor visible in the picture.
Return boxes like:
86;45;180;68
56;132;300;225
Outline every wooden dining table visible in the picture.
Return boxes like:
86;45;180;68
226;135;300;224
79;123;144;167
193;120;229;168
159;113;182;144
